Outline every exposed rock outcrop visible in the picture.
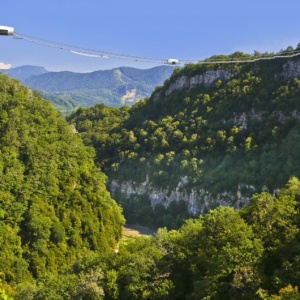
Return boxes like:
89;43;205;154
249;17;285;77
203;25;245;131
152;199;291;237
109;178;255;215
165;69;232;96
165;58;300;97
121;88;142;104
281;60;300;78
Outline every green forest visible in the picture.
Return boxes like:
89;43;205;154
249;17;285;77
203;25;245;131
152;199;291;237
0;73;124;299
2;48;300;299
67;52;300;229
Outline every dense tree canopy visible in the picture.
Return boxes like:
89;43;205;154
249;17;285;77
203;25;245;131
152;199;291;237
2;50;300;299
0;73;124;288
75;178;300;300
2;179;298;299
68;55;300;229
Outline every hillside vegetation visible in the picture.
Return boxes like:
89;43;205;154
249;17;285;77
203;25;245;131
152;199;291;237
0;73;124;292
2;49;300;299
68;50;300;229
3;178;300;299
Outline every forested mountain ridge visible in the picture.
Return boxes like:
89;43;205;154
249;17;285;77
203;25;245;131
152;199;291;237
1;65;47;81
68;51;300;229
2;65;176;115
0;73;124;291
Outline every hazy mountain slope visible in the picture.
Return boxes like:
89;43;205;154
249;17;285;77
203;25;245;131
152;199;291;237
25;69;119;91
2;65;175;114
26;65;175;110
68;52;300;229
1;65;47;81
24;66;174;92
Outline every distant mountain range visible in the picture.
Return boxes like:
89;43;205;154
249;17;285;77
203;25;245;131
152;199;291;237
1;65;176;114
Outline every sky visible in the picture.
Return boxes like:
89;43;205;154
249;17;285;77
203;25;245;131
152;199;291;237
1;0;300;72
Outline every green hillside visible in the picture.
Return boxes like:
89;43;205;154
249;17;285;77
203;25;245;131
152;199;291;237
0;73;124;288
67;51;300;229
3;52;300;300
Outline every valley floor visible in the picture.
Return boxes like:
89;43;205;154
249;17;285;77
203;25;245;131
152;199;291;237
122;225;155;237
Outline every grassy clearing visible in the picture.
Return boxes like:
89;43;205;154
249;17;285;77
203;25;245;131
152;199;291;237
122;225;155;237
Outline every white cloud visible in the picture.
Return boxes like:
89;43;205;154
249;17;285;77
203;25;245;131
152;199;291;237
0;62;11;69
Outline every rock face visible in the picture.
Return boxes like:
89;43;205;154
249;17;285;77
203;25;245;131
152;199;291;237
109;179;255;215
165;69;232;96
121;89;142;104
281;60;300;78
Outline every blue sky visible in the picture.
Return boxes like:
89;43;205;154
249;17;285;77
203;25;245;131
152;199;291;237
1;0;300;72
